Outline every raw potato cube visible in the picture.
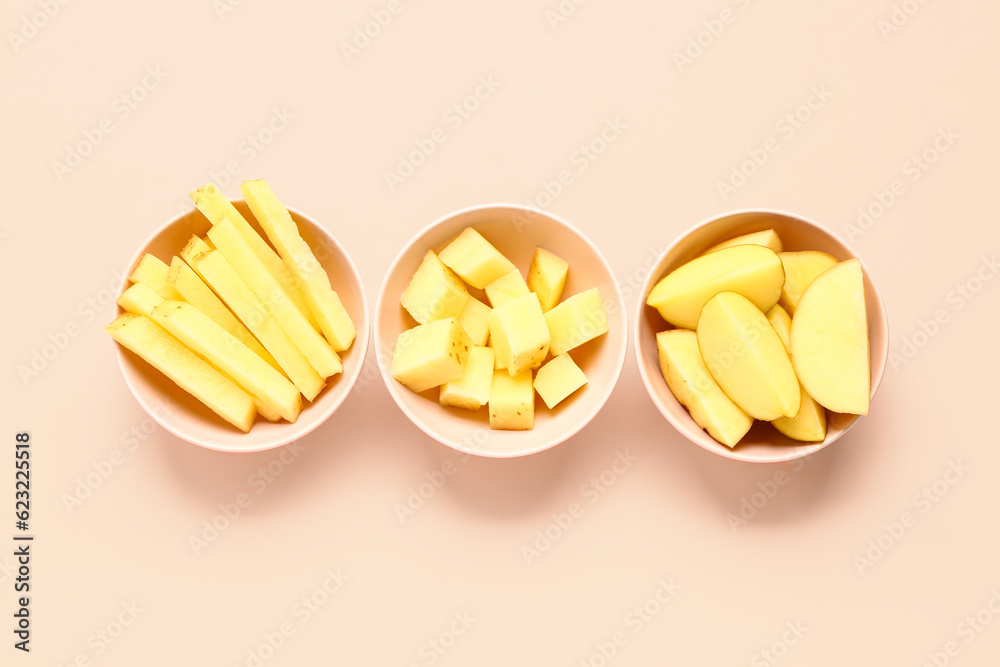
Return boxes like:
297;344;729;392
646;245;784;329
208;218;343;378
488;293;550;376
489;369;533;430
118;282;165;317
188;248;326;402
167;256;281;372
545;287;608;356
401;250;469;324
438;227;516;289
697;292;800;421
458;297;491;347
778;251;838;313
391;318;472;394
533;353;587;409
190;183;318;330
656;329;752;448
485;269;529;308
790;259;870;415
150;301;302;423
129;254;182;301
767;303;827;442
527;247;569;312
440;346;495;410
704;229;784;255
104;313;255;432
239;179;356;352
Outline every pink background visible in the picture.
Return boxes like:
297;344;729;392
4;0;999;664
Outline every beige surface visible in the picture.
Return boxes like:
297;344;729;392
3;0;999;664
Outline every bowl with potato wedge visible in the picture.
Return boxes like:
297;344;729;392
634;210;888;463
107;179;369;452
375;205;627;458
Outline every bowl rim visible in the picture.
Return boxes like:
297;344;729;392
111;200;371;453
374;202;628;458
632;207;889;464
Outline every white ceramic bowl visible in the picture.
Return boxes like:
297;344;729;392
111;201;369;453
634;209;889;463
375;204;628;458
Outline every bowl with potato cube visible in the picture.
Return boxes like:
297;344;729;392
634;210;888;463
107;180;369;453
375;205;628;458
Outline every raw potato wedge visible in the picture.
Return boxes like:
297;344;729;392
656;329;752;448
697;291;800;421
188;248;326;402
778;251;838;314
704;229;784;255
150;301;302;423
438;227;516;289
105;313;255;432
129;254;183;301
790;259;870;415
208;218;342;378
190;183;318;331
167;256;281;373
767;302;827;442
646;245;784;329
239;179;356;352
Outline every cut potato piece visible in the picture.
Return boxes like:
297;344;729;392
697;292;800;421
484;269;529;308
401;250;469;325
179;235;213;266
208;218;342;378
646;245;784;329
188;248;326;401
391;318;472;394
705;229;783;255
765;304;792;350
766;302;827;442
545;287;608;356
105;313;255;432
779;251;838;313
129;254;182;301
439;346;494;410
438;227;516;289
150;301;302;423
533;353;587;409
488;293;550;376
239;179;356;351
118;282;165;317
656;330;752;448
190;183;318;330
790;259;870;415
489;369;533;430
167;256;281;373
527;247;569;312
458;297;491;347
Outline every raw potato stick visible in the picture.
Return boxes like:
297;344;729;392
187;247;326;401
207;218;342;378
104;313;256;432
189;183;319;331
239;179;356;352
167;256;282;373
